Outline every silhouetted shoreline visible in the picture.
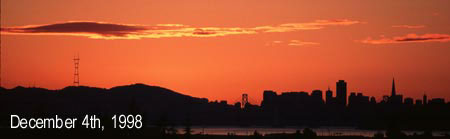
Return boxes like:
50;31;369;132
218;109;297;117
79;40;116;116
1;126;449;138
1;81;449;137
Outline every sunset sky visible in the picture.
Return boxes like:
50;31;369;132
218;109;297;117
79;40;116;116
1;0;449;104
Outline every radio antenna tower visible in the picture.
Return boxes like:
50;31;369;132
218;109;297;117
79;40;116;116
73;54;80;86
1;1;3;87
242;94;248;108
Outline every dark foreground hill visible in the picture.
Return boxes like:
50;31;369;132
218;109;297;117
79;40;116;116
0;83;239;128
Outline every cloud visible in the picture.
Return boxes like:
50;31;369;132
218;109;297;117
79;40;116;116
155;24;185;27
272;41;282;44
1;21;255;39
360;34;450;44
391;25;425;29
255;19;361;33
288;40;320;46
192;28;217;35
266;40;319;46
2;21;149;36
1;19;361;40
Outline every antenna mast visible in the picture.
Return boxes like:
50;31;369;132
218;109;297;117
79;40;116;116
0;1;3;87
73;54;80;86
242;94;248;108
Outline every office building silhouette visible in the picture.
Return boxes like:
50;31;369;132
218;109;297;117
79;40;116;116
336;80;347;106
325;87;334;105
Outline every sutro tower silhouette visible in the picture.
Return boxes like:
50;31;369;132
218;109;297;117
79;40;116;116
73;54;80;86
0;3;3;87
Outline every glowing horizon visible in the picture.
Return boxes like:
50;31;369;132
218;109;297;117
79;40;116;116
1;0;449;104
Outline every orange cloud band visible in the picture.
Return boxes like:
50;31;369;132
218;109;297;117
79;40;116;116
1;19;361;40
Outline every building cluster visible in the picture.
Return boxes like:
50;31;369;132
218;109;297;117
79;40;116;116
240;79;447;109
381;79;446;106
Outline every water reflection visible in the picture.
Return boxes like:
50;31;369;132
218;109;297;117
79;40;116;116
175;126;450;137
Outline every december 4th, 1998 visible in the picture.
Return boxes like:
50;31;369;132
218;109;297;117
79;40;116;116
10;114;142;131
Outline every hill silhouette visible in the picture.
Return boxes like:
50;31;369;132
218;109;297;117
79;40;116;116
0;83;235;127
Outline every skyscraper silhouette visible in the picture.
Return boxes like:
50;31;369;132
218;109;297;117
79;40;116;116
423;94;428;105
391;78;396;96
325;87;333;105
336;80;347;106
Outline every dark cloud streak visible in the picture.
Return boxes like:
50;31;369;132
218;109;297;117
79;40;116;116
5;22;148;37
397;37;448;42
192;28;216;35
360;34;450;44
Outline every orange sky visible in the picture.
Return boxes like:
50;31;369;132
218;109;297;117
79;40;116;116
1;0;450;104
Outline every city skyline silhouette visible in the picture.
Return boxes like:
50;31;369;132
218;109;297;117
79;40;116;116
1;79;449;137
0;77;445;105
